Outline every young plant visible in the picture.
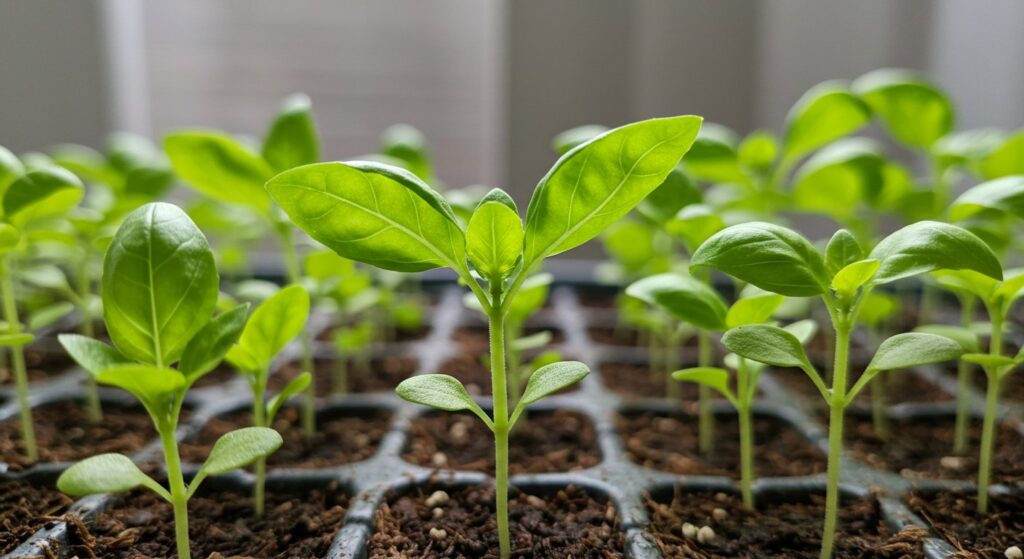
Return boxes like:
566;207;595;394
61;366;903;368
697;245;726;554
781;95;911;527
57;202;281;559
268;115;703;558
855;291;902;440
164;93;321;434
225;284;313;516
0;147;83;460
691;221;998;559
921;268;1024;514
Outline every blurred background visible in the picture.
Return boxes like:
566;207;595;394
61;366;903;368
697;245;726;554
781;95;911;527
1;0;1022;224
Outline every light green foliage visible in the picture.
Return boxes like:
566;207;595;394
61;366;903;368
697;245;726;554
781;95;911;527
853;69;954;149
784;81;871;159
381;124;434;183
467;190;523;281
625;273;727;331
979;130;1024;179
950;176;1024;222
228;284;310;374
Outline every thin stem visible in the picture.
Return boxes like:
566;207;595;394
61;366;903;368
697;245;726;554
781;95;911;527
276;225;315;436
252;375;267;517
697;328;714;455
977;310;1004;514
159;420;191;559
0;255;36;460
736;360;754;510
488;287;511;559
77;254;103;423
954;296;976;454
820;321;851;559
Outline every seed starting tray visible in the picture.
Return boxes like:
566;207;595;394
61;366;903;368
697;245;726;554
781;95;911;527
1;285;1022;558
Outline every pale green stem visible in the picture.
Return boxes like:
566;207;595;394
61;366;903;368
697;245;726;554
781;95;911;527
954;296;976;454
820;321;851;559
77;254;102;423
488;288;511;559
252;374;268;517
977;309;1004;514
697;328;714;455
736;359;754;510
276;225;315;436
0;255;36;460
159;418;191;559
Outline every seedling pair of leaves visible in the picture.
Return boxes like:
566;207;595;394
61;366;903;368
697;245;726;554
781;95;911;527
267;115;704;558
165;93;320;434
56;203;281;559
919;266;1024;514
691;220;999;559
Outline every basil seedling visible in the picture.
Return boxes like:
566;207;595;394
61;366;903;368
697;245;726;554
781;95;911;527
0;147;84;459
225;284;312;516
692;221;998;559
57;203;281;559
268;115;703;558
165;93;321;435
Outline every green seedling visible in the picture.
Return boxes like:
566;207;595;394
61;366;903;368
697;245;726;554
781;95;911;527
0;147;84;459
692;221;998;559
268;115;703;558
225;284;313;516
920;267;1024;514
855;291;902;440
57;202;281;559
165;93;321;435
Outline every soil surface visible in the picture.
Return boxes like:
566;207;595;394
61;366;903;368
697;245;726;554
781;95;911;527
278;354;419;396
403;410;600;474
770;368;951;406
843;415;1024;482
907;490;1024;559
62;484;348;559
588;326;643;347
599;361;700;399
441;327;575;397
0;400;161;470
0;480;73;554
369;484;623;558
316;321;430;343
971;368;1024;403
617;412;826;477
0;349;76;384
648;490;926;558
181;406;391;468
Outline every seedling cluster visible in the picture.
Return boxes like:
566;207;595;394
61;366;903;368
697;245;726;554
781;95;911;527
1;67;1022;558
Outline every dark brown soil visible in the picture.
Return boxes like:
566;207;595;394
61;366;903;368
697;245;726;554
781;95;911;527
277;355;419;396
588;326;643;347
843;415;1024;482
972;368;1024;403
369;483;623;558
599;361;745;400
403;410;600;474
316;321;430;342
575;292;617;309
648;490;926;558
0;400;161;470
770;368;951;406
62;484;348;559
0;480;73;554
616;412;825;477
906;490;1024;558
180;406;391;468
452;325;565;349
0;349;76;384
441;327;576;397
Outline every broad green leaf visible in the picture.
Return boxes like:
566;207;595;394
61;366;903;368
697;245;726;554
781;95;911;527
268;161;465;273
722;324;814;371
949;176;1024;222
725;292;784;329
962;353;1016;371
868;221;1002;286
665;204;724;252
824;230;863;278
96;365;185;414
637;168;700;224
0;333;34;347
396;374;491;427
738;130;778;172
914;325;980;353
58;454;167;499
102;203;219;365
267;371;312;421
235;285;309;372
0;145;23;192
672;367;736;404
691;222;828;297
783;81;871;158
867;332;963;372
831;259;879;298
0;224;19;253
198;427;283;476
932;128;1005;170
58;334;133;376
381;124;434;182
2;166;83;225
853;69;954;149
467;197;523;281
552;124;609;155
626;273;728;331
858;291;900;327
602;220;657;273
681;123;745;183
164;131;273;214
511;330;552;352
517;361;589;407
979;131;1024;179
993;268;1024;307
262;93;319;173
27;302;75;332
179;304;250;381
932;269;999;301
792;139;885;220
523;116;702;265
